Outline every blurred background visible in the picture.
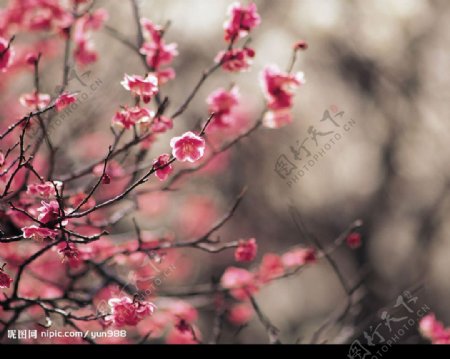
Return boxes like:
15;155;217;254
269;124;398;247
2;0;450;344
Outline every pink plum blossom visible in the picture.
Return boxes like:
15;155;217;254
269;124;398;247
121;74;159;104
207;87;240;128
419;313;450;344
170;131;206;163
260;65;305;128
0;265;13;289
55;92;77;112
153;153;173;181
22;225;58;241
221;267;258;300
235;238;257;262
224;2;261;42
105;297;156;328
215;47;255;72
27;181;61;198
19;91;51;110
37;200;60;224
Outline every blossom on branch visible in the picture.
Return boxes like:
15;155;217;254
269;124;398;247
419;313;450;344
153;153;173;181
215;47;255;72
257;253;284;283
74;38;97;65
139;19;178;85
150;115;173;133
207;87;240;129
105;297;156;328
80;9;109;32
235;238;258;262
170;131;206;163
55;92;77;112
281;247;316;268
294;40;308;51
260;65;305;128
57;242;80;265
27;181;62;198
0;0;320;345
166;321;201;344
121;74;159;104
112;106;154;130
221;267;258;300
0;265;13;289
73;8;108;66
93;160;125;181
224;2;261;42
228;302;254;325
37;200;60;224
22;225;58;241
140;41;178;69
19;91;51;110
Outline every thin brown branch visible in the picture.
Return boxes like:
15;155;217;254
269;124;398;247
248;294;281;344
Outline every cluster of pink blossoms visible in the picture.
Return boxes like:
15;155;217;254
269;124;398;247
109;19;179;181
105;297;156;328
22;226;58;242
216;47;255;72
419;313;450;344
1;1;107;67
26;181;61;198
226;247;317;290
121;73;159;104
112;106;173;133
224;2;261;42
133;299;201;344
19;91;51;110
12;191;66;254
36;200;60;223
0;0;72;34
207;87;240;129
0;0;314;344
216;2;260;72
260;65;306;129
140;19;178;84
0;264;13;289
74;9;108;66
19;91;76;111
57;242;81;265
219;2;305;129
117;70;207;181
0;1;110;72
219;246;316;325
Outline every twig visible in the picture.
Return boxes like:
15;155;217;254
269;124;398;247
248;294;281;344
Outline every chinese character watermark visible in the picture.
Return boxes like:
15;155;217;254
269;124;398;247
27;69;104;140
274;105;357;187
347;291;430;359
